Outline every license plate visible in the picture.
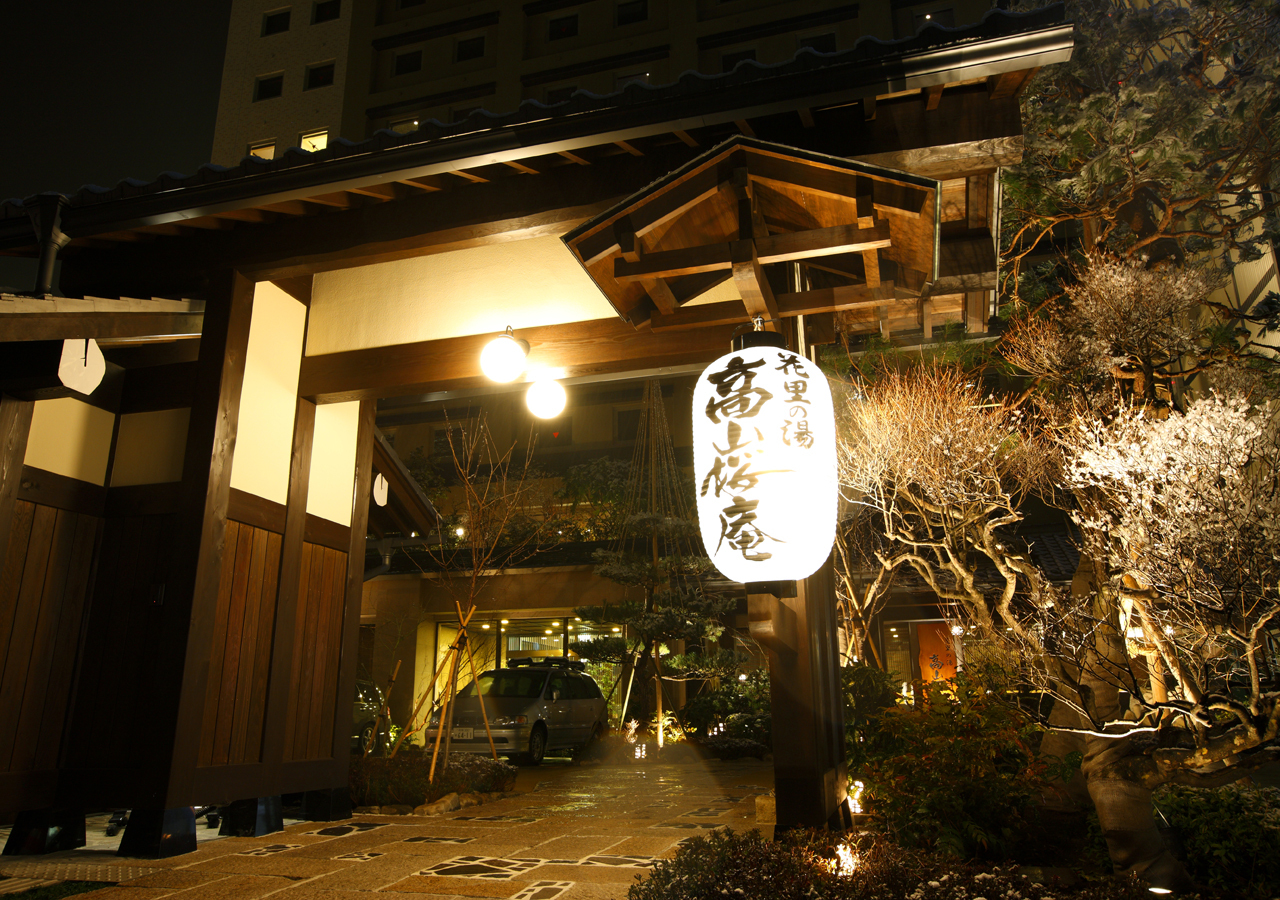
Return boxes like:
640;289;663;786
452;728;473;740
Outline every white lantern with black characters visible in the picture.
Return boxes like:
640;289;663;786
692;330;837;585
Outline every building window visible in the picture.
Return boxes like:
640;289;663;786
799;32;837;53
390;117;420;134
455;35;485;62
615;407;642;442
254;74;284;101
616;0;647;26
299;130;328;152
548;14;578;40
313;0;340;23
721;48;756;72
305;62;336;89
393;50;422;76
614;71;649;90
262;8;291;35
545;84;577;104
248;140;276;160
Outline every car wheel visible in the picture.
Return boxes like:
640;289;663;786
525;725;547;766
359;722;376;753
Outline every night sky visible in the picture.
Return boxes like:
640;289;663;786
0;1;233;291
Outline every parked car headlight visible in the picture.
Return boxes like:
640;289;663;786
428;714;440;727
490;715;527;727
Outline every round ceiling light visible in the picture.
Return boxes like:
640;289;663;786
479;327;529;382
526;377;566;418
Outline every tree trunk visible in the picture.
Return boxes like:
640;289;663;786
1082;736;1193;892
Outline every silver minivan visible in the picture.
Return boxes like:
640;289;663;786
425;657;606;765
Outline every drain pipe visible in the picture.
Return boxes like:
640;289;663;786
363;545;393;582
25;193;70;296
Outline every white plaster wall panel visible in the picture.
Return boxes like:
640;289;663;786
229;282;307;505
23;398;115;486
307;400;360;525
306;235;616;355
110;409;192;487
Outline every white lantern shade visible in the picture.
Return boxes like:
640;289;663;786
480;333;528;382
526;377;567;419
692;343;836;584
58;338;106;396
372;473;389;507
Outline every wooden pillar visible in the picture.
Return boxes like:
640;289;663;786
0;394;34;564
749;553;850;830
154;269;255;807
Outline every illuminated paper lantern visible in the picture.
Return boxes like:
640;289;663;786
692;334;836;584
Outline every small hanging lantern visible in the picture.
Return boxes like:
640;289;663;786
691;325;836;585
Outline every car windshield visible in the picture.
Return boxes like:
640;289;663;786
459;670;549;700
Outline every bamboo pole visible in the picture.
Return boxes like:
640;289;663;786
428;645;461;782
389;604;479;758
363;659;401;759
464;628;499;760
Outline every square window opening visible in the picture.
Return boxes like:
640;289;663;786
799;32;837;53
616;0;647;26
455;35;485;62
262;8;291;35
305;62;336;90
614;70;650;90
313;0;340;23
254;74;284;101
548;14;578;40
248;140;276;160
721;48;756;72
914;8;955;30
390;117;421;134
544;84;577;104
299;130;328;152
393;50;422;76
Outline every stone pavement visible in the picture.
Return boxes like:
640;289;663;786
0;756;772;900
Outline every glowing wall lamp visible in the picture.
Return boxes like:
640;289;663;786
526;377;566;419
691;328;836;585
479;327;529;383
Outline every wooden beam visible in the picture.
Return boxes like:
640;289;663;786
303;192;359;209
674;130;698;147
734;119;756;137
731;242;780;327
164;269;256;806
798;108;815;128
578;165;727;266
0;311;204;342
642;277;678;315
345;183;400;201
558;150;590;165
502;160;539;175
451;169;489;184
649;281;895;331
330;400;377;764
271;276;313;307
0;394;34;580
612;222;891;281
924;84;944;111
614;140;644;157
297;317;741;403
259;397;315;777
965;291;988;334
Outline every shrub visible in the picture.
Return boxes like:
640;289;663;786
1154;782;1280;896
699;736;769;760
628;827;1161;900
680;669;771;746
349;750;516;808
852;674;1051;859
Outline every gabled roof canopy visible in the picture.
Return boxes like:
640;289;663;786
564;136;940;333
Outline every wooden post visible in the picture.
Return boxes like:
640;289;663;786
0;395;34;566
751;554;850;830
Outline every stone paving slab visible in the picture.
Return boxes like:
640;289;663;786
0;757;771;899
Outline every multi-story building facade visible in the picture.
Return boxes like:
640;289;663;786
211;0;993;165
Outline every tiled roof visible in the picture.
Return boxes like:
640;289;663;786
0;4;1067;223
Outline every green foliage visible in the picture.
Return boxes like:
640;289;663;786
681;668;771;746
840;662;898;772
851;676;1052;859
556;456;631;541
1154;782;1280;895
349;751;516;808
628;827;1160;900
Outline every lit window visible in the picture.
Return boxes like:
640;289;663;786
390;117;420;134
799;32;837;53
393;50;422;76
616;0;647;26
721;48;756;72
306;62;335;90
545;84;576;104
914;8;955;30
456;35;484;61
299;130;328;152
312;0;340;23
254;74;284;101
262;8;291;35
248;140;276;160
548;14;577;40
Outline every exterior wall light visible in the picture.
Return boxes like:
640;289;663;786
692;327;836;585
480;326;529;382
526;377;566;418
372;473;389;507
